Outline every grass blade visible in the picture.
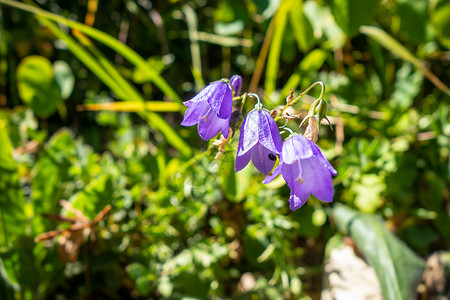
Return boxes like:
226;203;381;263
360;26;450;96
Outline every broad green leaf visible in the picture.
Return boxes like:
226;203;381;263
332;204;425;300
53;60;74;100
331;0;379;36
16;55;62;118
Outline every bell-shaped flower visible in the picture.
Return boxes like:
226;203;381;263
181;80;233;140
230;75;242;96
235;104;283;175
264;134;337;210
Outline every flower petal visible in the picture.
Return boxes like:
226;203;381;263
258;110;282;155
251;144;276;175
237;110;259;156
263;165;281;184
184;83;217;104
281;138;299;164
235;147;252;172
230;75;242;96
310;142;338;176
181;100;210;126
288;192;308;211
206;81;233;119
301;156;334;202
197;109;229;140
282;135;314;165
281;161;302;188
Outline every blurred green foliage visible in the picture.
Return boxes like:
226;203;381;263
0;0;449;299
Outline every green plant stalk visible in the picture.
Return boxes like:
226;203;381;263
0;0;182;102
183;4;204;91
249;14;275;92
361;26;450;96
265;0;291;96
274;81;325;121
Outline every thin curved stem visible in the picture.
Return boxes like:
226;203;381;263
274;81;325;121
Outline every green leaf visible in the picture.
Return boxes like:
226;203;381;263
0;121;26;247
430;0;450;49
397;0;428;45
289;0;315;53
31;129;76;233
332;204;425;300
281;49;328;96
68;175;113;219
303;1;345;49
265;0;291;97
136;276;152;296
0;120;17;172
16;55;62;118
0;0;181;103
332;0;379;36
53;60;75;100
125;263;147;281
361;26;450;95
352;174;385;213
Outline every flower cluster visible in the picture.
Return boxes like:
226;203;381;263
181;76;337;210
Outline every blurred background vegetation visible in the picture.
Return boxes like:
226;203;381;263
0;0;449;299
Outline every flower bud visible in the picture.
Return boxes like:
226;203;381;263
230;75;243;96
300;98;331;134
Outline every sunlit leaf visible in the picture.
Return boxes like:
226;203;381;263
16;55;62;118
331;0;379;36
430;0;450;49
53;60;75;100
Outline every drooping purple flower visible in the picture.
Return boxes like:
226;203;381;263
264;134;337;211
235;104;283;175
181;80;233;140
230;75;242;96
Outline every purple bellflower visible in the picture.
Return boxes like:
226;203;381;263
235;103;283;175
264;134;337;210
181;80;233;140
230;75;242;96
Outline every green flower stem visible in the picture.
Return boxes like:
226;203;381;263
274;81;325;122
